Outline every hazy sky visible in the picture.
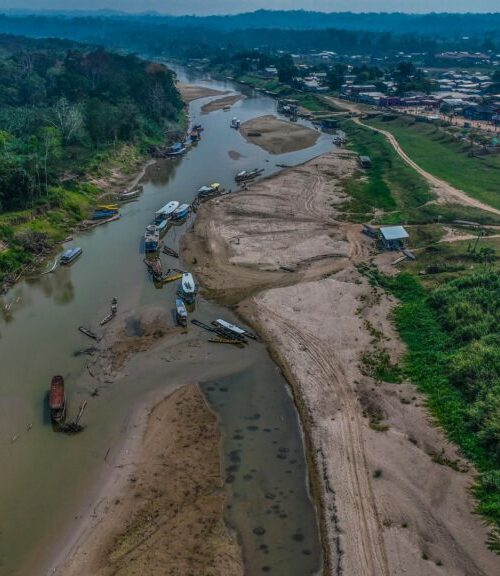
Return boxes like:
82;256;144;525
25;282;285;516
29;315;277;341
0;1;498;15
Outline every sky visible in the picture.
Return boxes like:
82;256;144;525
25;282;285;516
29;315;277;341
0;1;498;15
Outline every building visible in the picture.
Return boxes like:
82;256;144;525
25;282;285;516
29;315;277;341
379;226;409;250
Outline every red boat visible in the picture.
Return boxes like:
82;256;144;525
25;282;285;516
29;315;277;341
49;375;66;423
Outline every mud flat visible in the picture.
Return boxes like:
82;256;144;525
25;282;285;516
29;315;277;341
201;93;244;114
183;150;500;575
240;115;320;154
177;82;227;102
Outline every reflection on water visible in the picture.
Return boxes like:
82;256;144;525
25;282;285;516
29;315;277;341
0;66;331;575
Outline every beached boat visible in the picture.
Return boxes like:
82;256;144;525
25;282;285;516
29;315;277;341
155;201;179;224
214;318;257;340
157;219;169;235
49;375;66;424
119;188;141;202
177;272;197;303
166;142;187;156
193;124;204;132
235;168;264;182
78;326;99;340
97;204;119;211
197;182;222;199
144;257;163;279
144;224;160;253
91;209;119;220
100;297;118;326
163;246;179;258
230;117;241;129
223;105;231;111
175;298;188;327
60;247;82;265
190;129;200;142
171;203;190;221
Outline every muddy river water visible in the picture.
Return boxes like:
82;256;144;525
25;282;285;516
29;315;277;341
0;67;334;575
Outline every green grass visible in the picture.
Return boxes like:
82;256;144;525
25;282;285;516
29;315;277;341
365;115;500;210
373;270;500;543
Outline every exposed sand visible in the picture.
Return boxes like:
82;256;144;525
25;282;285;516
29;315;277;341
183;151;500;575
177;82;227;103
201;94;244;114
239;115;320;154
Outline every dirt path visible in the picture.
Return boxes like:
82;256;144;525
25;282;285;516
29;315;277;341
324;96;500;217
184;150;500;576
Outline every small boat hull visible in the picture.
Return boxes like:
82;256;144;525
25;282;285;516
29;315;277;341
49;375;66;424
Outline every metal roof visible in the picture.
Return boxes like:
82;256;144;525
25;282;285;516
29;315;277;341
380;226;409;241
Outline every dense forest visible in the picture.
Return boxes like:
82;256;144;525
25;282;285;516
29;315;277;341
0;13;497;59
0;34;181;212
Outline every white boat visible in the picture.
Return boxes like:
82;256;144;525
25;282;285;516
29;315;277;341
177;272;197;302
215;319;246;336
175;298;188;327
157;219;169;235
155;200;179;223
230;117;241;129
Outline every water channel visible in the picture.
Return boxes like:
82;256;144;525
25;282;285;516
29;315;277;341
0;67;334;576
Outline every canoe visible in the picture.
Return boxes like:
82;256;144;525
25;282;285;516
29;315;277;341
49;375;66;423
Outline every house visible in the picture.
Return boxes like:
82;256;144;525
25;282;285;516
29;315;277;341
358;155;372;169
463;105;496;122
379;226;409;250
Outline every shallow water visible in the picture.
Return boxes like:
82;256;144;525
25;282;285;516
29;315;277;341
0;67;330;575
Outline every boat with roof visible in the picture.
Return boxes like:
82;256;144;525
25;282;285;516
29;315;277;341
155;201;179;224
144;224;160;252
60;247;82;265
177;272;197;303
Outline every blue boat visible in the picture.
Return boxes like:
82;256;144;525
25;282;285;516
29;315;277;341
144;224;160;253
60;247;82;265
157;219;169;235
171;203;190;221
91;209;118;220
166;142;186;156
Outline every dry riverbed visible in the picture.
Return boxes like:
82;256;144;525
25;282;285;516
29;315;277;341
183;150;500;576
176;82;227;103
240;115;320;154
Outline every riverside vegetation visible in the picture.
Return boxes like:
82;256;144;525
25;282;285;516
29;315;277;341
0;35;182;285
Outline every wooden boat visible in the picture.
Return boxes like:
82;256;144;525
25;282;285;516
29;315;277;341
177;272;197;303
155;201;179;224
119;188;141;202
144;224;160;253
144;257;163;279
78;326;99;340
223;105;231;111
171;203;190;221
91;209;118;220
190;129;200;142
235;168;264;182
193;124;204;132
175;298;188;327
163;272;183;284
49;375;66;424
60;247;82;265
100;297;118;326
163;246;179;258
97;204;119;211
157;219;169;235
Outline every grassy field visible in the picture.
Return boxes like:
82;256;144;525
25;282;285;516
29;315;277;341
364;115;500;210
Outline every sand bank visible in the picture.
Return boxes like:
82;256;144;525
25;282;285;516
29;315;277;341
183;151;499;575
177;82;227;103
239;115;320;154
201;94;244;114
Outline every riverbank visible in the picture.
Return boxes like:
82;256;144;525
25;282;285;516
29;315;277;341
240;115;320;154
53;383;243;576
183;150;500;575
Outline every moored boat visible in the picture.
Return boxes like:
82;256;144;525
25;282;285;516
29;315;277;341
144;224;160;253
97;204;119;211
171;203;190;221
157;219;169;235
193;124;204;132
49;375;66;424
214;318;257;340
190;129;200;142
60;247;82;265
166;142;187;156
230;117;241;129
235;168;264;182
177;272;197;303
91;209;119;220
175;298;188;327
155;201;179;224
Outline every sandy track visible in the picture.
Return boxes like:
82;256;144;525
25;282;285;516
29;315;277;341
184;150;500;575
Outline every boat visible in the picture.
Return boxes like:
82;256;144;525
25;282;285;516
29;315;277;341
49;375;66;424
97;204;119;211
90;209;118;220
235;168;264;182
144;257;163;279
119;188;141;202
100;297;118;326
214;318;257;340
193;124;204;132
230;117;241;129
163;272;183;284
60;247;82;265
171;203;190;221
166;142;187;156
175;298;188;327
190;129;200;142
163;246;179;258
155;201;179;224
157;219;169;235
78;326;99;340
197;182;222;199
177;272;197;303
144;224;160;253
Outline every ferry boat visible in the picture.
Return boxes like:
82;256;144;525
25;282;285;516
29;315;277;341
177;272;197;303
175;298;188;327
155;201;179;224
144;224;160;253
171;203;190;221
166;142;187;156
49;375;66;424
230;117;241;129
235;168;264;182
60;247;82;265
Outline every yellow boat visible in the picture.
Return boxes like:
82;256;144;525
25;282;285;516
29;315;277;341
162;273;183;284
97;204;119;211
209;183;221;191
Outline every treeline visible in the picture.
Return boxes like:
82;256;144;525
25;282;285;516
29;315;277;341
0;15;497;60
0;35;182;212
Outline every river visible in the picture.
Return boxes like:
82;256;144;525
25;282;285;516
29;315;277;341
0;67;334;576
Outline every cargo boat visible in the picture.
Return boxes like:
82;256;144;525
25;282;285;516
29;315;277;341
60;247;82;265
144;224;160;253
175;298;188;327
49;375;66;423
